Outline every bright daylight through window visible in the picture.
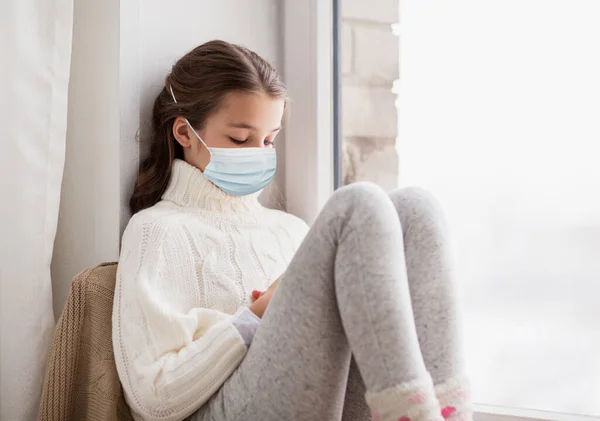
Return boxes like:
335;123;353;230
396;0;600;417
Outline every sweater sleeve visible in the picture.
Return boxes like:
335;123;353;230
230;307;261;346
112;218;247;421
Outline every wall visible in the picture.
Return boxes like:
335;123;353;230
341;0;400;190
51;0;285;317
51;0;122;318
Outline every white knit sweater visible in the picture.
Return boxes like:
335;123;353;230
112;159;309;421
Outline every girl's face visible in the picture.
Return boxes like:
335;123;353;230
172;91;285;172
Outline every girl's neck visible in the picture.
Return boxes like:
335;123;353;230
162;159;264;215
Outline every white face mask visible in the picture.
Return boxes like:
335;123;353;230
169;86;277;196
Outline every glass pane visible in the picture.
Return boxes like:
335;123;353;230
339;0;401;190
396;0;600;416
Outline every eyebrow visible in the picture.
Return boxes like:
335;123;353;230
228;123;281;133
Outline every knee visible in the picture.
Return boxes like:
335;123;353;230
389;187;447;230
327;182;396;221
332;181;390;208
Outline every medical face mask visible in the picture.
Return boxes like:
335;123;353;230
169;86;277;196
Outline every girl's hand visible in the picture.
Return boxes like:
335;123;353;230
249;274;283;317
250;289;263;302
248;288;273;318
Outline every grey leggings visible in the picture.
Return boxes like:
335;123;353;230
192;183;461;421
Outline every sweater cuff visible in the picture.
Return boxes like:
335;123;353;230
231;307;261;347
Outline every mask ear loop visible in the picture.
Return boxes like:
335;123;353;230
168;85;212;156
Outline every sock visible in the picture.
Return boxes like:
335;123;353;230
365;374;444;421
434;377;473;421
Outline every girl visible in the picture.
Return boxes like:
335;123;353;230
113;40;472;421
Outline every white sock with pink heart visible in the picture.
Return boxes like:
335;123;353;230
365;375;445;421
434;377;473;421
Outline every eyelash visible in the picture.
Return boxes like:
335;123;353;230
229;137;246;145
229;137;275;146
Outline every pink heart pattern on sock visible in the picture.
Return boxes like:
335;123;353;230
408;391;427;403
398;417;411;421
441;405;457;418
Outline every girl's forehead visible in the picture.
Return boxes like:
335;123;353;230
211;91;285;129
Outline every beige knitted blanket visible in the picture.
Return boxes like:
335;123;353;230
38;262;133;421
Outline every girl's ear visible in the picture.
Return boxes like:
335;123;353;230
172;116;193;148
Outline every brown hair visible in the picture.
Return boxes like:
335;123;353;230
129;40;287;215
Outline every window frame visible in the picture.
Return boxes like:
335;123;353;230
332;0;343;190
282;0;334;225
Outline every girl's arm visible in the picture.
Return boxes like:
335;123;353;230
112;218;248;421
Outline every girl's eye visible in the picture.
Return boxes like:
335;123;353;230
264;139;274;146
229;137;247;145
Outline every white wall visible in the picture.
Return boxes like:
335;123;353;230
51;0;122;318
51;0;285;317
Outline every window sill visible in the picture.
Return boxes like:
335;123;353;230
475;404;599;421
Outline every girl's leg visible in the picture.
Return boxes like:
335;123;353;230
389;187;472;421
192;182;442;421
340;188;472;421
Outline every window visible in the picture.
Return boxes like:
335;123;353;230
395;1;600;418
338;0;600;419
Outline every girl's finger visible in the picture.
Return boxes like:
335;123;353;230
251;290;263;299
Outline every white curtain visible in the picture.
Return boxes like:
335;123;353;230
0;0;74;419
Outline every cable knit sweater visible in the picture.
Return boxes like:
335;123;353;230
112;159;309;421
